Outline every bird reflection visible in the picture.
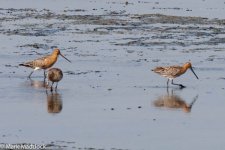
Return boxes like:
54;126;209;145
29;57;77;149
23;79;63;114
153;89;198;113
46;90;63;114
28;79;47;89
27;79;54;91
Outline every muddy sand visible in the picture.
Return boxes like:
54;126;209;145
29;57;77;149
1;0;225;150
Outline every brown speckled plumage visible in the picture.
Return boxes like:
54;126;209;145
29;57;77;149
47;68;63;91
152;62;198;88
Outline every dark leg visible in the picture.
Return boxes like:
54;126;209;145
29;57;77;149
171;79;186;89
28;70;34;79
43;70;47;83
44;70;46;79
166;79;169;88
51;82;54;92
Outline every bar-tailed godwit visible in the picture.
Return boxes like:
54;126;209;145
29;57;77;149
152;62;198;88
19;48;70;79
47;68;63;91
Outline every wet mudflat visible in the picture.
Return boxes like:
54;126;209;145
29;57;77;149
1;0;225;149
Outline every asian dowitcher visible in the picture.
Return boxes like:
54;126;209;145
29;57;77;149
152;62;199;88
47;68;63;91
19;48;71;79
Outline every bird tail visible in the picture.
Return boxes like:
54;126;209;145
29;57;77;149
19;63;30;67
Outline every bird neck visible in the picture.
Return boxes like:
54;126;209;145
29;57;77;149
181;65;190;74
51;53;59;62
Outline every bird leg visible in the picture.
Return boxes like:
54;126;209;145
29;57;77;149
50;82;54;92
166;79;170;88
44;70;46;79
171;80;186;89
43;70;47;83
28;71;34;79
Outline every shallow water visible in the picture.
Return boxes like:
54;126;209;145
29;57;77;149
1;0;225;150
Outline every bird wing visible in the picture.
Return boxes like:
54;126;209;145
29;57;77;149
153;66;182;77
20;55;50;69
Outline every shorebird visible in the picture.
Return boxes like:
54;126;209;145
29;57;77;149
19;48;71;79
47;68;63;91
152;62;199;88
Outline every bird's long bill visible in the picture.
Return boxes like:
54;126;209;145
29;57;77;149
190;67;199;79
60;53;71;63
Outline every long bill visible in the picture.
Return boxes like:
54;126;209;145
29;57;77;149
190;67;199;79
60;53;71;63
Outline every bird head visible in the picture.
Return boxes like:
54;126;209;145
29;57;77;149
183;62;192;69
184;62;198;79
53;48;61;55
52;48;71;63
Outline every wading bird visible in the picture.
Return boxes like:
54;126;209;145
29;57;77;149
152;62;199;88
47;68;63;91
19;48;71;79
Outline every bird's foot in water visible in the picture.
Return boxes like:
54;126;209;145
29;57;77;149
179;84;186;89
